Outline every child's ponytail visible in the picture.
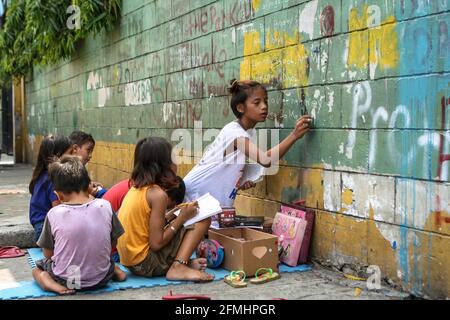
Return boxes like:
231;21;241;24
228;79;240;95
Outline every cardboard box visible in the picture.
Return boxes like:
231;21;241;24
208;228;279;277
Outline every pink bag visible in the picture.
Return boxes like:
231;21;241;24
272;212;307;266
280;204;315;264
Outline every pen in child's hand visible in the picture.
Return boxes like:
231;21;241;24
164;201;196;220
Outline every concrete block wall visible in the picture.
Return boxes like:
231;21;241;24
24;0;449;298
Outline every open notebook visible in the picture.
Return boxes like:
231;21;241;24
174;193;222;227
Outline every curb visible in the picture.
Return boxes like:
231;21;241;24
0;224;38;249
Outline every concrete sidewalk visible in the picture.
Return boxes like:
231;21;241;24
0;164;35;248
0;164;410;300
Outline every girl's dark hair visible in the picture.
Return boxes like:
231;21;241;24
166;176;186;205
121;137;148;189
48;156;91;194
228;79;267;118
29;135;56;194
133;137;147;167
131;137;178;190
53;135;72;157
69;130;95;147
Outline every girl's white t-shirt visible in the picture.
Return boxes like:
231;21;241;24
184;120;256;207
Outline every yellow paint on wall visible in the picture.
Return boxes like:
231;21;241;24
89;141;198;188
311;210;337;261
347;30;369;69
335;213;369;264
265;30;298;50
347;5;370;69
347;6;399;71
366;205;399;285
234;194;280;217
265;31;281;50
298;167;324;209
244;31;263;56
419;211;450;297
282;44;309;88
177;162;196;178
342;188;354;206
347;6;369;69
348;6;369;32
240;35;309;88
88;141;135;187
265;166;299;200
425;211;450;236
369;17;399;70
252;0;261;11
240;58;252;80
240;28;309;87
421;231;450;298
250;49;283;85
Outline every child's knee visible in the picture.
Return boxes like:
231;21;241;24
197;217;211;229
32;267;42;279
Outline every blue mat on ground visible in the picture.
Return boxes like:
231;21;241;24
0;248;311;300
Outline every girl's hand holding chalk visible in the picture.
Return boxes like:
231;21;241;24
292;115;313;140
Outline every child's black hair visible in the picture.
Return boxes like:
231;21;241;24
133;136;147;167
131;137;178;190
29;135;56;194
48;156;91;194
53;135;72;157
166;176;186;205
69;131;95;147
228;79;267;118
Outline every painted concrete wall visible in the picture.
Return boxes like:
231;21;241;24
24;0;449;298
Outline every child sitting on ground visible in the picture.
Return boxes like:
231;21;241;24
104;176;186;263
66;130;107;198
117;137;213;282
103;134;186;213
32;156;127;295
29;135;72;242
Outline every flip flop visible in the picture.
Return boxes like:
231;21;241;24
0;246;26;259
162;290;211;300
249;268;281;285
224;270;247;288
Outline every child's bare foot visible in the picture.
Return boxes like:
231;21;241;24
54;286;76;295
33;269;75;295
166;262;214;282
189;258;207;271
112;264;127;282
